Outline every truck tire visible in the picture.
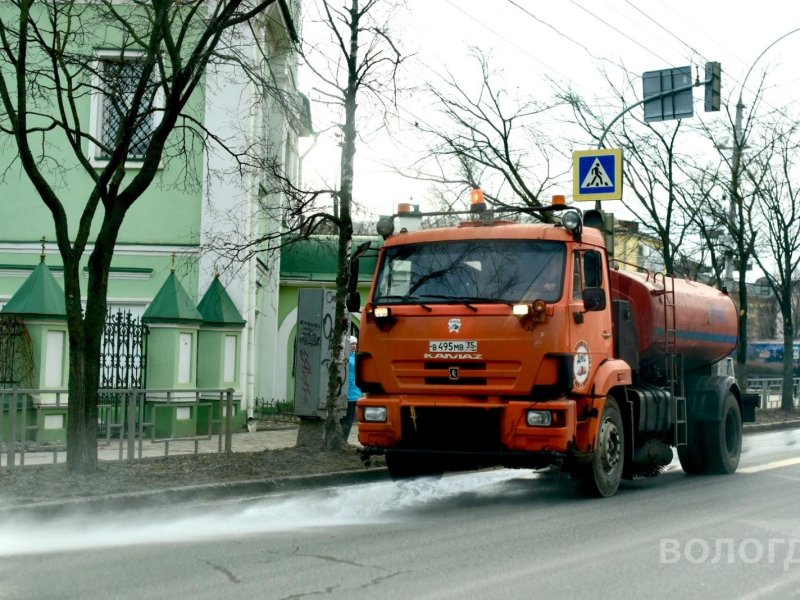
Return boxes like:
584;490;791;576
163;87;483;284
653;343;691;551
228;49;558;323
704;392;742;474
573;397;625;497
677;421;707;475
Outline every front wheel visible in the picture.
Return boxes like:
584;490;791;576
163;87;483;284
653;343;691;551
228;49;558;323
573;397;625;497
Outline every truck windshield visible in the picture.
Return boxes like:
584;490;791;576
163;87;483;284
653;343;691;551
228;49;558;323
373;240;565;304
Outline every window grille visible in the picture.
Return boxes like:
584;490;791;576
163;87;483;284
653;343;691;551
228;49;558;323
99;58;153;160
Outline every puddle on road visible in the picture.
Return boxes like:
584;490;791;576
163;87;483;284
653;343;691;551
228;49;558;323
0;469;528;557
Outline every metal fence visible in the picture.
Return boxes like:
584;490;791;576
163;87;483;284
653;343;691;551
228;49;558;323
746;377;800;410
253;397;297;423
0;388;237;468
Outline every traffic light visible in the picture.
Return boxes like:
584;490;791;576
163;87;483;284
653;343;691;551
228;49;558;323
584;209;616;257
705;61;721;112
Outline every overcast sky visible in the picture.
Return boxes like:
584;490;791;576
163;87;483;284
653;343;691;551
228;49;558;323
300;1;800;221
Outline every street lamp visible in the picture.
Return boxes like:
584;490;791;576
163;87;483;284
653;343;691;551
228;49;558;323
725;27;800;289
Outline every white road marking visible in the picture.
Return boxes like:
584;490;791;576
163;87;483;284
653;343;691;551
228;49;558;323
739;456;800;474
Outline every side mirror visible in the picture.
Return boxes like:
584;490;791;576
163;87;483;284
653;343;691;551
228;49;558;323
582;287;606;312
347;241;371;294
347;258;360;294
346;291;361;313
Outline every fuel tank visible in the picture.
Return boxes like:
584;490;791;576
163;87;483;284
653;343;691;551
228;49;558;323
610;269;738;370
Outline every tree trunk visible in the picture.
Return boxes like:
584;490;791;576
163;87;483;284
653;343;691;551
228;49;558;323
736;274;748;390
64;254;99;473
782;316;795;412
319;0;360;452
296;417;325;448
64;219;121;472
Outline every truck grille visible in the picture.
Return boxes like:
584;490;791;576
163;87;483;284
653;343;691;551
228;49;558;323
392;359;521;390
424;361;487;386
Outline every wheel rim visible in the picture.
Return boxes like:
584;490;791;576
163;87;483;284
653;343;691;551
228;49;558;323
599;416;622;475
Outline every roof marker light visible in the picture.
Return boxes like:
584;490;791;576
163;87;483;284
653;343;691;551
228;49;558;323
470;188;487;212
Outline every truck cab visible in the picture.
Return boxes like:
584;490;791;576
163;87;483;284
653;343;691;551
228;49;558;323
356;196;746;497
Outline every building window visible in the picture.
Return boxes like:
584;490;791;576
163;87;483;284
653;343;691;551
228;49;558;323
91;52;161;165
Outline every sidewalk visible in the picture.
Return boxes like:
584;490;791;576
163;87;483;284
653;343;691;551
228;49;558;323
5;418;800;468
2;425;359;467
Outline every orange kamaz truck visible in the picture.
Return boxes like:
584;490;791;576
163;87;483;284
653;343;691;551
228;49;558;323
355;194;757;497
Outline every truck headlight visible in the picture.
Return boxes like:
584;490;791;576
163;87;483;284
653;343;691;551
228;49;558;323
526;410;552;426
561;210;582;232
363;406;387;422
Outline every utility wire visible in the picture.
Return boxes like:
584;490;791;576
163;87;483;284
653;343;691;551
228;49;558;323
623;0;709;63
442;0;570;83
505;0;638;80
567;0;672;66
622;0;792;116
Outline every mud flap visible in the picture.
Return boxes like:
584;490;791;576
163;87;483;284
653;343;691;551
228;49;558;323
740;393;759;423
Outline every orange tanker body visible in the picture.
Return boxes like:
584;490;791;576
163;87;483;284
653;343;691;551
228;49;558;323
610;269;738;369
355;197;756;497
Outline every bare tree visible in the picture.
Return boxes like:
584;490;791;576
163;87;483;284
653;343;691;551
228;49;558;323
293;0;404;450
0;0;290;472
746;120;800;411
692;81;770;385
411;50;565;212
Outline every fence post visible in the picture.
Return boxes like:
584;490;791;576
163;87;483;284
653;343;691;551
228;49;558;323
6;389;16;467
225;388;233;453
126;390;137;460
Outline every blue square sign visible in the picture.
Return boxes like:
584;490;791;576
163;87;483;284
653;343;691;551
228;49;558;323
573;148;623;201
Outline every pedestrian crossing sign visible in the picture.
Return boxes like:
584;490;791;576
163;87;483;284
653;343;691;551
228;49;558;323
572;148;623;201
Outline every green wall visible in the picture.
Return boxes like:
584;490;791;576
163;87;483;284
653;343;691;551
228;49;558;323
0;2;205;248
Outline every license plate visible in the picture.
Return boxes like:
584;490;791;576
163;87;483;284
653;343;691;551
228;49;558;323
428;340;478;353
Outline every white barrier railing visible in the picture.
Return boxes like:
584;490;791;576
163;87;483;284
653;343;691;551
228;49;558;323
0;388;237;468
746;378;800;410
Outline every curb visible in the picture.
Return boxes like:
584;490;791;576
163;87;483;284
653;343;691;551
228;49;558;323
4;420;799;516
0;468;390;517
744;420;800;434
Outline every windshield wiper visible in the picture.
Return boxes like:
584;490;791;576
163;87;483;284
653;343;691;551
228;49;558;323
420;294;479;312
473;298;514;306
374;294;432;312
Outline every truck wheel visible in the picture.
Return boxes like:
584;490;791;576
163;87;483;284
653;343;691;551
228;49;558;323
573;397;625;497
677;421;707;475
704;392;742;474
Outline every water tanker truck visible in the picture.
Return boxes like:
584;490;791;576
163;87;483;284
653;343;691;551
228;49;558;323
354;194;757;497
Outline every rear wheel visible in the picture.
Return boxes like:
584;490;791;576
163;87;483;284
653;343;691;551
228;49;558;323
678;391;741;475
677;421;707;475
705;392;742;474
573;397;624;497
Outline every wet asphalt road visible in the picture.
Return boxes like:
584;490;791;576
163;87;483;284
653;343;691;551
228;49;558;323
2;428;800;600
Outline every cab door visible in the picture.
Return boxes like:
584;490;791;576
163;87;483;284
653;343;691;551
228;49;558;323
568;248;613;394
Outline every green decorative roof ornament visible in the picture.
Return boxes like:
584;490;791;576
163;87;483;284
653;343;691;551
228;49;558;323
197;275;246;326
142;271;203;324
1;237;66;318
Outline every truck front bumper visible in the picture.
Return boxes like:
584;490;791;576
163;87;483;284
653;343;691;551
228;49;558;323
357;396;577;459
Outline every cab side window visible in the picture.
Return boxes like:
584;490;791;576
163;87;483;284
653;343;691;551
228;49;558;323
572;250;604;296
572;253;584;301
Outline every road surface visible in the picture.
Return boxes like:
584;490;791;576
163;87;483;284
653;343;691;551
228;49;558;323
2;428;800;599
